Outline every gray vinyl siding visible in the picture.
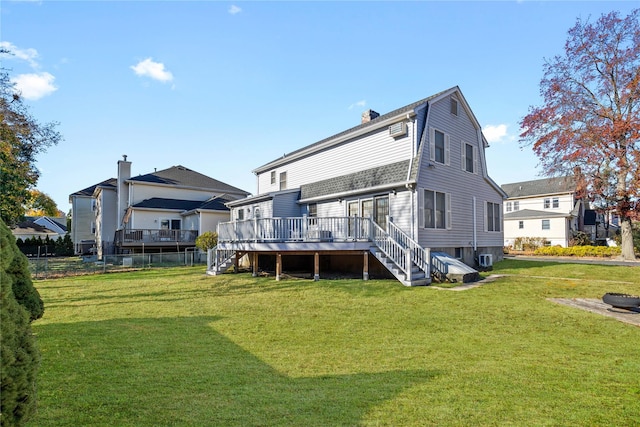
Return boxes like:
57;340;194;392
272;192;302;217
416;94;503;249
389;190;413;232
257;123;415;194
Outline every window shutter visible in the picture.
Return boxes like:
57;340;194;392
473;146;479;174
484;201;488;232
446;193;452;229
445;134;451;166
429;128;435;162
461;143;466;171
418;188;425;228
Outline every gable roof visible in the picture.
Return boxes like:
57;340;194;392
131;197;231;212
253;86;464;174
501;176;576;199
504;209;573;220
11;220;61;236
129;165;249;195
69;178;117;198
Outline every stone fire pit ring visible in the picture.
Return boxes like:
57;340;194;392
602;293;640;309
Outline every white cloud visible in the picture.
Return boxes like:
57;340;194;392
228;5;242;15
130;58;174;83
0;41;40;68
348;100;366;110
11;72;57;100
483;124;510;143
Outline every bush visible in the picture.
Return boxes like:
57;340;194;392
512;237;549;252
0;219;40;426
569;231;592;246
195;231;218;252
534;245;621;257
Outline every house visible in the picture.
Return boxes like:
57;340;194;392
11;216;67;242
69;157;250;258
69;179;116;254
501;176;584;248
210;86;507;285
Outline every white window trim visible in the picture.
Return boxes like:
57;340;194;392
418;188;452;230
461;141;478;174
429;127;450;166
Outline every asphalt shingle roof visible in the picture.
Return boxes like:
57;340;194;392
129;165;248;195
131;197;231;212
300;159;412;200
501;176;575;198
70;178;117;197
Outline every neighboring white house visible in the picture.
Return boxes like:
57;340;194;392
212;86;507;285
11;216;67;242
501;176;584;248
69;157;250;258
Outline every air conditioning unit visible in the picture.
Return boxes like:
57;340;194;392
388;122;407;138
478;254;493;268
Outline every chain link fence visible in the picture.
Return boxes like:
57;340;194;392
28;250;207;279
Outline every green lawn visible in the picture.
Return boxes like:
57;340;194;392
28;260;640;426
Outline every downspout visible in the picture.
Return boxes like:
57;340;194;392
473;196;478;261
406;113;416;239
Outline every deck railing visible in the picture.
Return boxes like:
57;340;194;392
115;229;198;245
216;216;430;281
218;217;373;243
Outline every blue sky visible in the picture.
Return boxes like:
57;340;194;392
2;1;637;213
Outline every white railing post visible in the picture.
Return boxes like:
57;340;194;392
405;246;413;281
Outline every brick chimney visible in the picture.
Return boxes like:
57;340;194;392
361;109;380;124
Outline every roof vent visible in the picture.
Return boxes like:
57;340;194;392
389;122;407;138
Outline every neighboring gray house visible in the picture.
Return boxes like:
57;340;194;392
69;157;250;258
211;86;507;285
502;176;584;248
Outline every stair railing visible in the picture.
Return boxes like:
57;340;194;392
373;221;431;280
207;246;236;273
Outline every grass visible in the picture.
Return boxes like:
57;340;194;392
28;260;640;426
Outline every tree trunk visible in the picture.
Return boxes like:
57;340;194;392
619;216;636;260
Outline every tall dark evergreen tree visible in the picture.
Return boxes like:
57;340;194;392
0;219;41;426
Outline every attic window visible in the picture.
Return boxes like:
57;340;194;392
450;98;458;116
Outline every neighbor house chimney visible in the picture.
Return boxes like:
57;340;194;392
117;155;131;229
361;109;380;124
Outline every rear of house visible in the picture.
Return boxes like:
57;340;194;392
214;87;506;284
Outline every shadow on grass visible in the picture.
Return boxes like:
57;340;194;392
33;316;437;426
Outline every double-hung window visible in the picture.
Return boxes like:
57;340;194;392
279;172;287;190
486;202;501;232
542;219;550;230
429;128;450;165
462;142;477;174
421;189;451;229
270;171;276;185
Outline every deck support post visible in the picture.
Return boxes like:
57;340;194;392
252;252;258;277
314;252;320;281
276;253;282;281
363;251;369;281
234;251;240;274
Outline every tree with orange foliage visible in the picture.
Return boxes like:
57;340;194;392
520;9;640;260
